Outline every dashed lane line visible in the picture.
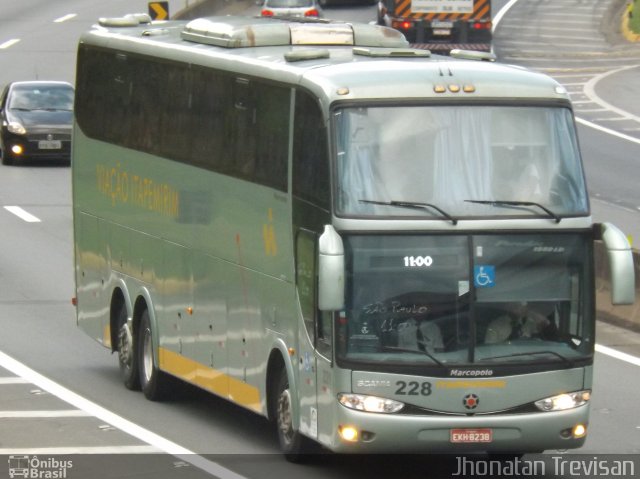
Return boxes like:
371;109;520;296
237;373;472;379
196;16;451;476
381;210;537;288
0;410;92;418
3;206;41;223
0;446;159;455
0;377;29;384
0;39;20;49
0;350;248;479
53;13;77;23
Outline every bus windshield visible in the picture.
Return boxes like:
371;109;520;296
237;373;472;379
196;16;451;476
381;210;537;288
337;233;594;370
334;105;589;219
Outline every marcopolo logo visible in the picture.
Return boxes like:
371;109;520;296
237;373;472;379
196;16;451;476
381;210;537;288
8;456;73;479
449;369;494;377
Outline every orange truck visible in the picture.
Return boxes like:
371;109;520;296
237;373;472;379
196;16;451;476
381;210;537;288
377;0;492;53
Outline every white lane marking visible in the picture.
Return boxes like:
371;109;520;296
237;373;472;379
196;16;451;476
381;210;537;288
0;350;248;479
53;13;77;23
576;116;640;146
0;446;160;455
492;0;520;31
596;344;640;367
583;64;640;122
3;206;41;223
495;1;640;146
0;377;29;384
0;39;20;49
0;410;91;418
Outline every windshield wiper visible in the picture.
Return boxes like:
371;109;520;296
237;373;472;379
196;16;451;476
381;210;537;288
380;345;445;367
359;199;458;225
479;350;573;366
465;200;561;223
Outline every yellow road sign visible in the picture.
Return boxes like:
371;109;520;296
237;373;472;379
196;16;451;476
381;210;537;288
148;1;169;20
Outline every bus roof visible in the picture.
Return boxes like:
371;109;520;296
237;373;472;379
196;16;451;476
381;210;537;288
81;15;570;105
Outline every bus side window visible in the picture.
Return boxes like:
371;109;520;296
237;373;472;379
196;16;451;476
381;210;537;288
253;82;289;192
233;77;256;178
292;90;330;210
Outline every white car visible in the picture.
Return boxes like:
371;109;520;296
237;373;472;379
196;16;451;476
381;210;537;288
260;0;323;18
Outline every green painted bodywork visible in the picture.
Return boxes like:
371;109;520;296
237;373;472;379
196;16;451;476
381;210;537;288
73;15;594;454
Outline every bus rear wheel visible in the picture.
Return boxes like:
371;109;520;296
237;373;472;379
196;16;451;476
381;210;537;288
138;309;172;401
117;304;140;390
274;368;311;462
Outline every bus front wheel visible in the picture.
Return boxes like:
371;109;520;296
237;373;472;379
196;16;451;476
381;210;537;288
138;309;172;401
274;368;311;462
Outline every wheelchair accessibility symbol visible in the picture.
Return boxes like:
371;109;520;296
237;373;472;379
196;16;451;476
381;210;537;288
474;265;495;288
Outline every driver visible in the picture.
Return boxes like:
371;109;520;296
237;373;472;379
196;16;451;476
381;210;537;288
398;318;444;353
484;302;554;344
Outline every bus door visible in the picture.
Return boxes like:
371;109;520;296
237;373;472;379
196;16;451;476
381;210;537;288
296;229;334;443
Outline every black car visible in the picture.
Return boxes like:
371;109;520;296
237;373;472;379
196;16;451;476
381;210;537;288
0;81;74;165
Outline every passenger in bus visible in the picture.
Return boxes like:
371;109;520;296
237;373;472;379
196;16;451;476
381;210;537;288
484;302;556;344
514;163;544;202
492;146;547;203
397;318;444;353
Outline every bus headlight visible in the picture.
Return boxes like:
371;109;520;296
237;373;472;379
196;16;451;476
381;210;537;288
535;390;591;412
338;393;404;413
8;122;26;135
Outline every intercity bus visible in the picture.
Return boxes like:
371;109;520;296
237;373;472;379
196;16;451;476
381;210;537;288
72;14;635;459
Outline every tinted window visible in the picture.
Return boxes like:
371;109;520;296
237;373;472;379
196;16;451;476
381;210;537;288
292;91;329;209
75;45;289;192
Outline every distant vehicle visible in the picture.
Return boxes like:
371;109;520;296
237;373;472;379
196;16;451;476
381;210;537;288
260;0;323;17
377;0;492;53
0;81;74;165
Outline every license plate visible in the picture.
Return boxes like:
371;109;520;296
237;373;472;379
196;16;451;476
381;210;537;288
433;28;451;36
432;21;454;28
450;428;493;443
38;140;62;150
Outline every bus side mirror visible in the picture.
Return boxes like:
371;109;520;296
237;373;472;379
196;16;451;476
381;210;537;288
318;225;345;311
597;222;636;305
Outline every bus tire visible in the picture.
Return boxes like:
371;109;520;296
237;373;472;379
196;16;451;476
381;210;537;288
274;368;310;462
138;309;171;401
116;303;140;390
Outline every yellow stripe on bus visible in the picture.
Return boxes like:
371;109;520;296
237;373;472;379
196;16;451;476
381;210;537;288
103;324;112;349
159;347;262;412
436;380;506;389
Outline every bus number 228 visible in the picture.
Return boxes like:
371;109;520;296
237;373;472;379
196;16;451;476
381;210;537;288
395;380;432;396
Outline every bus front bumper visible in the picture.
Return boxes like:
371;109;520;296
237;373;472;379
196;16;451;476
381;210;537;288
328;405;589;453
